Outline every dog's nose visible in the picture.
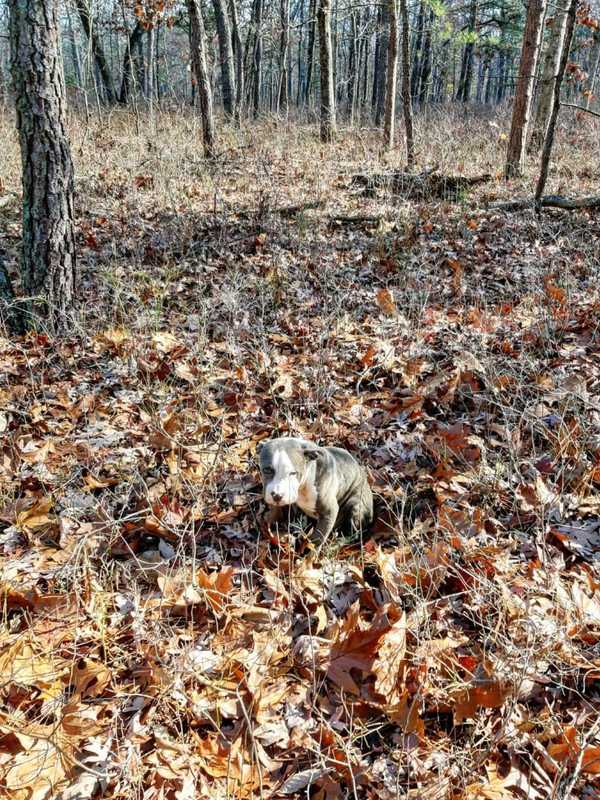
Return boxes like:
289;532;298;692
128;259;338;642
271;492;283;503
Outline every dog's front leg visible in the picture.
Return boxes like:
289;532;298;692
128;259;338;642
265;505;285;527
312;503;339;544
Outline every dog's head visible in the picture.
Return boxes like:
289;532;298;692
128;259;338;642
257;438;322;506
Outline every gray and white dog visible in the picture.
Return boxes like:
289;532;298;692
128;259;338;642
257;437;373;541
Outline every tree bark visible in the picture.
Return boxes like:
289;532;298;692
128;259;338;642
187;0;215;158
586;33;600;110
318;0;336;141
410;0;424;102
65;3;83;90
229;0;244;120
212;0;236;117
456;0;478;102
375;2;389;124
505;0;547;178
529;8;568;152
418;8;433;105
251;0;264;116
119;20;144;104
535;0;578;207
399;0;414;168
383;0;398;148
74;0;116;104
278;0;290;113
8;0;76;333
304;0;317;105
347;10;358;121
145;27;155;102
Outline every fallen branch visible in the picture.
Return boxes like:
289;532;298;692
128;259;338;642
329;214;383;226
490;194;600;212
560;101;600;119
276;200;325;218
238;200;325;219
351;170;492;201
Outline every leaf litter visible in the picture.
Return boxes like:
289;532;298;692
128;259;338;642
1;116;600;798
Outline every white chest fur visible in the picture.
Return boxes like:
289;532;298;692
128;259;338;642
296;469;318;518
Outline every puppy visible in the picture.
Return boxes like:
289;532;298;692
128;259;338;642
257;437;373;541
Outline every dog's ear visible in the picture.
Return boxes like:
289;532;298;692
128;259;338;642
256;441;267;456
301;442;323;461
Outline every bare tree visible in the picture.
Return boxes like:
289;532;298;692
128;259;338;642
187;0;215;157
304;0;317;105
535;0;578;206
230;0;244;120
75;0;117;104
278;0;291;113
8;0;76;332
119;20;145;105
212;0;236;117
529;8;569;152
384;0;398;149
318;0;336;141
505;0;547;178
399;0;414;168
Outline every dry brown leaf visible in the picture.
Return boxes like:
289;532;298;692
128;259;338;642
16;496;55;532
373;611;407;700
547;726;600;774
376;287;397;316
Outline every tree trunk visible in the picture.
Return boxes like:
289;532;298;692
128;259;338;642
529;8;568;152
66;3;83;90
187;0;215;158
212;0;236;117
252;0;263;116
75;0;116;104
278;0;290;113
146;28;155;102
318;0;336;142
418;8;433;105
505;0;546;178
375;2;389;124
304;0;317;105
347;10;358;120
360;8;370;108
384;0;398;148
8;0;76;333
119;21;144;104
296;0;304;105
230;0;244;120
399;0;414;168
586;33;600;110
535;0;577;206
456;0;477;102
411;0;424;102
372;5;382;111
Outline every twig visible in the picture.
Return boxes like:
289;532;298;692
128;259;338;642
560;101;600;119
555;717;600;799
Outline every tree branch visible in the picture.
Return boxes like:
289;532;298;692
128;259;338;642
491;194;600;212
560;101;600;118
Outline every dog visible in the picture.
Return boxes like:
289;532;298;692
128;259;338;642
257;437;373;541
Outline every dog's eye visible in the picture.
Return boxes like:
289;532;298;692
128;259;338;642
289;471;298;477
263;468;274;476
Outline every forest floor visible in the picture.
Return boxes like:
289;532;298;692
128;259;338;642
1;105;600;800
